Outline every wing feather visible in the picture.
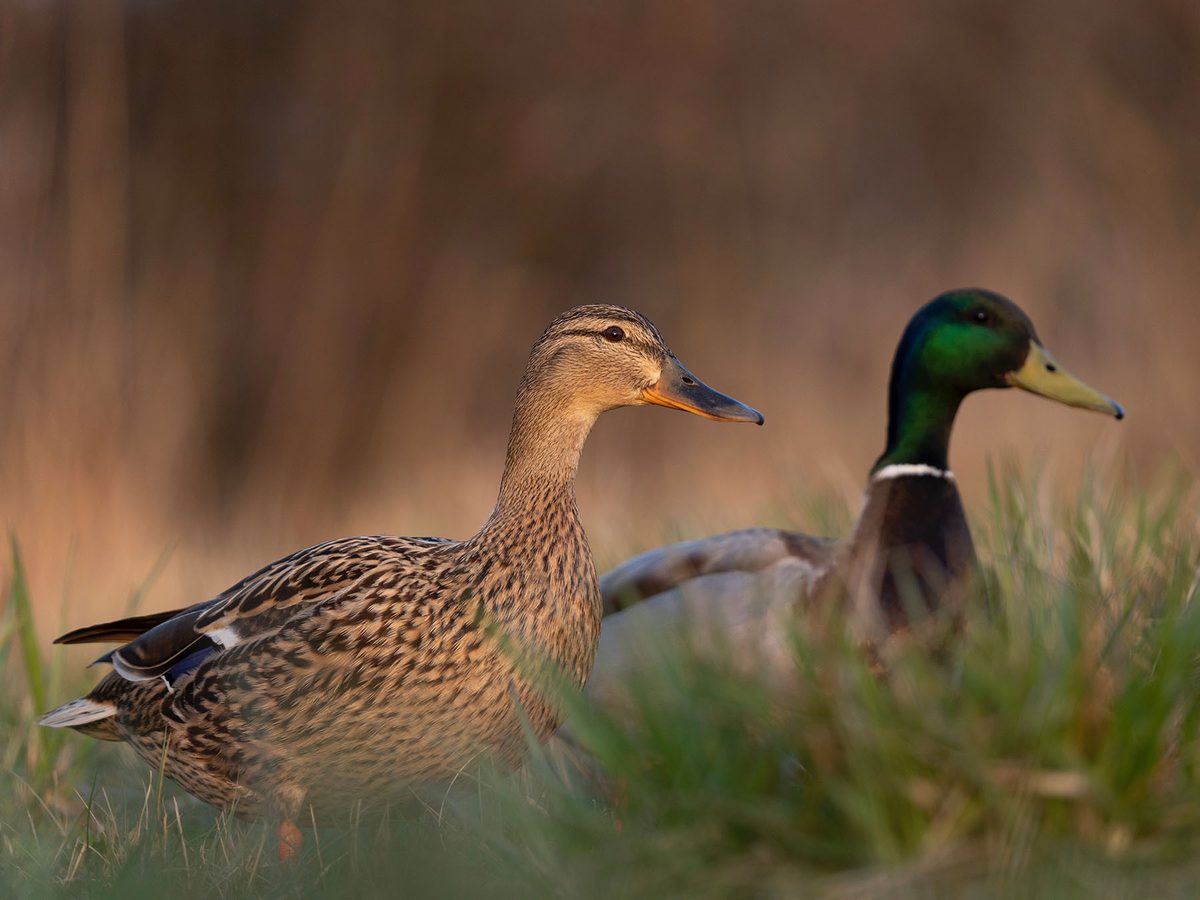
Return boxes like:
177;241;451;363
54;603;215;645
599;527;834;615
55;534;453;683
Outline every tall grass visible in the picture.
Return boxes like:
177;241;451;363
2;467;1199;897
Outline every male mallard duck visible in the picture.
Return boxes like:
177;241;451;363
591;290;1122;690
41;304;762;859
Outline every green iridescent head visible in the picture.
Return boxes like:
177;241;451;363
875;289;1123;471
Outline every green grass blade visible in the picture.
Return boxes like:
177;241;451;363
9;534;45;716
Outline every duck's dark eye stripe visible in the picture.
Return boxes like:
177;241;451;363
550;328;614;340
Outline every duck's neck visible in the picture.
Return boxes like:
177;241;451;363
872;379;964;474
489;377;595;524
844;369;975;633
480;373;602;696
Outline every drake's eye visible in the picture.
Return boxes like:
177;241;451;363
973;309;989;324
602;326;625;342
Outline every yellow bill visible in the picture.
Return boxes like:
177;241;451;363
1005;342;1124;419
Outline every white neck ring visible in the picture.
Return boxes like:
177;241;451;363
872;463;955;483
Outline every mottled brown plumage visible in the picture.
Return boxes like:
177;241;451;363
42;305;762;842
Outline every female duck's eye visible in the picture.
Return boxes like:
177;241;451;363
973;309;989;324
603;325;625;342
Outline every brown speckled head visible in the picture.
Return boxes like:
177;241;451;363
523;304;763;424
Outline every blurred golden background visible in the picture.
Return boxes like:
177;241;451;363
2;0;1198;630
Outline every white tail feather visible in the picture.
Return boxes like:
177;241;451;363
38;698;116;729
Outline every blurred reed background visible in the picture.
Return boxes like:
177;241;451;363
2;0;1198;631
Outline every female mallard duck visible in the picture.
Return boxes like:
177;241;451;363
41;304;762;859
591;290;1123;692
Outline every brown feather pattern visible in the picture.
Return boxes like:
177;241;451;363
42;304;747;822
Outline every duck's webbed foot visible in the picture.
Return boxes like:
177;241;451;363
278;818;303;863
274;783;308;864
